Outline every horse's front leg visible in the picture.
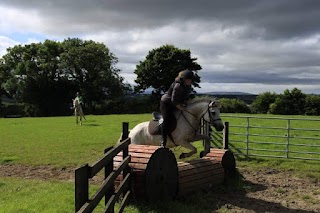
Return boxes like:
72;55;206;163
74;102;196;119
194;132;211;157
179;141;197;159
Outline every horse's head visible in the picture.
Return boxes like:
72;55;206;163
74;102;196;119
186;97;224;132
205;100;224;131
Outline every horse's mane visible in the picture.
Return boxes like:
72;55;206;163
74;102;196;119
187;96;218;105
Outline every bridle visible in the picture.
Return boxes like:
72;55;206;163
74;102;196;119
181;102;221;132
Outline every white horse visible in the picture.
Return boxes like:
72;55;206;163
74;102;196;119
128;97;224;159
73;99;85;125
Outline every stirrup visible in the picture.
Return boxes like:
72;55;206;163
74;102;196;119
160;140;166;148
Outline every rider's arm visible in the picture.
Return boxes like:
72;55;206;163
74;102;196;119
172;83;186;111
176;104;186;111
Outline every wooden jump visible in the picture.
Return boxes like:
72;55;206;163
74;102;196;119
114;144;236;201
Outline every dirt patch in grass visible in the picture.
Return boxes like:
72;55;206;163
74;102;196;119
213;167;320;212
1;164;319;212
0;164;75;182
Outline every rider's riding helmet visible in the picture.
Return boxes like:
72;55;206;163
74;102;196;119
181;69;194;80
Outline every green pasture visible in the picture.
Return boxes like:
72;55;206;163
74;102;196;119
1;114;320;213
0;115;151;167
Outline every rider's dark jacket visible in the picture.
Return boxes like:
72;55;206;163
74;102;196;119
161;79;191;107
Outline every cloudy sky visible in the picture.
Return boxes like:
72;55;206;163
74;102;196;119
1;0;320;94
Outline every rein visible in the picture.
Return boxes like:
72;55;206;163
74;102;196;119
181;105;209;132
181;103;222;133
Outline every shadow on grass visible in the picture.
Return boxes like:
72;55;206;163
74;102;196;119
128;169;315;213
84;123;100;127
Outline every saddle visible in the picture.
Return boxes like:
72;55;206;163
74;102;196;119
148;112;163;135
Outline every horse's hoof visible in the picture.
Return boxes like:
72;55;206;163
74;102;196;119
179;153;186;159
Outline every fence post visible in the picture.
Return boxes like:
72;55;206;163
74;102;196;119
246;117;250;157
104;147;114;207
286;119;290;159
223;122;229;149
75;164;89;212
121;122;130;196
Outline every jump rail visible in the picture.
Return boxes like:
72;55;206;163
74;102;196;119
75;122;131;213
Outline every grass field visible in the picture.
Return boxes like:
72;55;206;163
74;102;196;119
1;114;320;212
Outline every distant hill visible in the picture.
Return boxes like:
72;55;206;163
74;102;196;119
199;91;255;96
197;91;258;104
140;90;258;104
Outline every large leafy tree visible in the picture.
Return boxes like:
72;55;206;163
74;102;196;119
0;41;63;116
59;38;126;110
305;94;320;115
134;44;202;94
269;88;306;115
251;92;277;114
0;38;126;116
0;57;11;112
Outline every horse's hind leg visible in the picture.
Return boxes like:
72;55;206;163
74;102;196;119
179;142;197;159
80;116;82;126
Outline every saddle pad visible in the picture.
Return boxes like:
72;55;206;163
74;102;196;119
148;120;161;135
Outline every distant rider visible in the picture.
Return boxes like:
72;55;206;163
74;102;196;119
75;92;84;107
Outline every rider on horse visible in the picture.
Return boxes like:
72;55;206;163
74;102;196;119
160;69;194;147
75;92;84;108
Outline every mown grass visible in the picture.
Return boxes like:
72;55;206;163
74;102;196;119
0;115;151;167
1;113;320;212
0;177;239;213
0;178;74;213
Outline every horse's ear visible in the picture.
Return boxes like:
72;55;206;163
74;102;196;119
209;101;215;107
210;100;221;108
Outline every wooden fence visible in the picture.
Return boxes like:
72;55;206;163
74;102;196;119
75;122;131;213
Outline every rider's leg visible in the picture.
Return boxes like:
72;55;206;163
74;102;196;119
160;101;168;147
160;123;167;147
160;101;176;147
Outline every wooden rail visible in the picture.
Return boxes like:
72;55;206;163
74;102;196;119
75;122;131;213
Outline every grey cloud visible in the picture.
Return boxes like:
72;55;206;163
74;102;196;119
201;68;320;85
2;0;320;38
1;0;320;93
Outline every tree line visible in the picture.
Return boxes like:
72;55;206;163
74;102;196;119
219;88;320;115
0;38;201;116
1;38;319;117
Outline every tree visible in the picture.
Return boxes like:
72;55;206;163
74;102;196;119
0;57;11;114
0;41;63;116
60;38;127;112
305;94;320;115
134;44;202;95
251;92;277;114
269;88;306;115
0;38;127;116
220;98;251;113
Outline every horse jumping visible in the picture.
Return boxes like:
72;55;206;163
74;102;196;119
128;97;224;159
